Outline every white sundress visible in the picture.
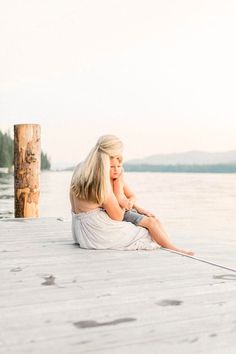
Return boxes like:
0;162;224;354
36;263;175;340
71;208;160;251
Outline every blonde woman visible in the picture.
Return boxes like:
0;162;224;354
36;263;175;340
70;135;194;254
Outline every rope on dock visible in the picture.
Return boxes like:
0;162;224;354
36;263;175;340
160;247;236;273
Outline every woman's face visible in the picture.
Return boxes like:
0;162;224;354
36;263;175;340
110;157;122;179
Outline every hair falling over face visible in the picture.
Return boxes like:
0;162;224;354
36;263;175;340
70;135;124;205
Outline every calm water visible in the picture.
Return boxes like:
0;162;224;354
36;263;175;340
1;171;236;244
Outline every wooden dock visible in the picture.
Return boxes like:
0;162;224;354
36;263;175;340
0;217;236;354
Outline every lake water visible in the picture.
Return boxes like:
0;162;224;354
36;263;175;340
1;171;236;258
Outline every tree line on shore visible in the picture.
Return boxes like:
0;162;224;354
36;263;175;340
123;163;236;173
0;129;51;170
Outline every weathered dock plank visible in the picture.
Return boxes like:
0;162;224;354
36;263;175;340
0;217;236;354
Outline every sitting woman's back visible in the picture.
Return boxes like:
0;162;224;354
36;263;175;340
70;189;100;213
69;135;159;251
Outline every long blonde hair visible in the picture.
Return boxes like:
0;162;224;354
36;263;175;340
70;135;123;205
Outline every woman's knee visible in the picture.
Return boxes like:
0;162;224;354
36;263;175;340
140;216;159;228
152;216;161;224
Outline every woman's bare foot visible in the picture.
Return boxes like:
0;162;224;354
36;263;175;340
175;248;194;256
162;247;194;256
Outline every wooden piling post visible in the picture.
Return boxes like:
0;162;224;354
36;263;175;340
14;124;41;218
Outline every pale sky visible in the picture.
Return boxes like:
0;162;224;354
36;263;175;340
1;0;236;167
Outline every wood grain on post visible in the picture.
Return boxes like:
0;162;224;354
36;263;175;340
14;124;41;218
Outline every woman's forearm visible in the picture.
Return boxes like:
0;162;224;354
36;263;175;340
128;195;136;205
113;181;129;208
133;203;139;210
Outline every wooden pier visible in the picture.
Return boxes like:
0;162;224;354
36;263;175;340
0;217;236;354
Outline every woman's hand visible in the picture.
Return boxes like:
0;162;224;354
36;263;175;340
126;198;135;210
135;206;155;217
118;195;130;209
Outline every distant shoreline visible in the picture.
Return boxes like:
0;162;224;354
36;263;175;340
123;163;236;173
59;163;236;173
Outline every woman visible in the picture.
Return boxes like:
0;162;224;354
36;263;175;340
70;135;194;255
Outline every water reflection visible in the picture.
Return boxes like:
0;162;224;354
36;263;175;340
0;173;14;218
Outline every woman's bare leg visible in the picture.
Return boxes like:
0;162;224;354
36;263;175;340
138;216;194;256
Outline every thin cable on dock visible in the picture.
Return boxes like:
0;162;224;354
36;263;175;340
160;247;236;273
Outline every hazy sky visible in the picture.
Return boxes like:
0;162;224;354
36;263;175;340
1;0;236;166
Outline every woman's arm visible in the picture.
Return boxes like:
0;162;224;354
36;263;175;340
123;181;155;216
123;181;136;209
102;191;125;221
112;176;129;209
133;204;155;217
